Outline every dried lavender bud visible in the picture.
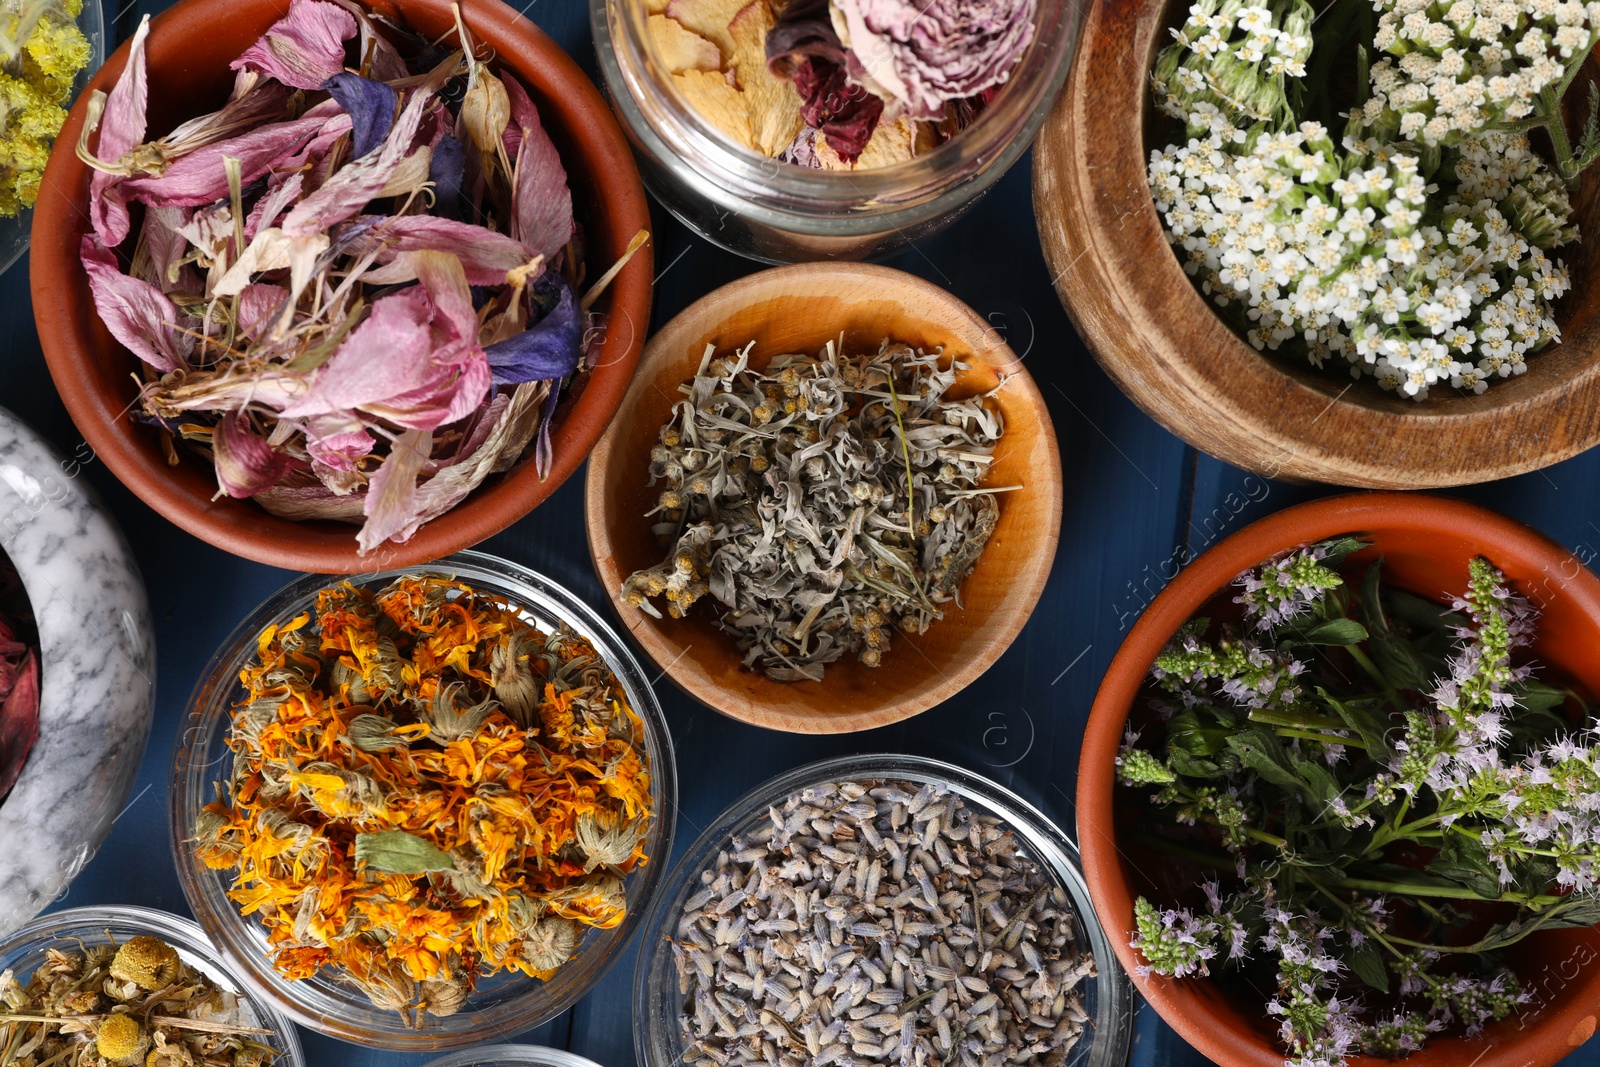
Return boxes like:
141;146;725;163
670;779;1094;1067
623;340;1011;681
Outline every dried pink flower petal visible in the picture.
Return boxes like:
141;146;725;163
80;235;193;373
503;74;574;261
231;0;358;90
832;0;1035;119
212;414;296;498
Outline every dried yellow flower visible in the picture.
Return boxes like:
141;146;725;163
110;936;180;991
95;1014;149;1065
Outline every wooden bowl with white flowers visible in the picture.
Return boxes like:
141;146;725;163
1033;0;1600;488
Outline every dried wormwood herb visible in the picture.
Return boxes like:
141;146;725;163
0;934;278;1067
197;575;654;1025
671;779;1093;1067
622;340;1011;681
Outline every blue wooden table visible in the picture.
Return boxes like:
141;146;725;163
6;1;1600;1065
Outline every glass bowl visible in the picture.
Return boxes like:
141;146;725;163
0;905;304;1066
0;0;105;277
170;550;678;1050
634;753;1135;1067
422;1046;606;1067
591;0;1081;263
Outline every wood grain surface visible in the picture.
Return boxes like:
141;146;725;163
585;263;1064;734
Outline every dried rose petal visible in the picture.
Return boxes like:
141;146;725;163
88;16;152;246
832;0;1035;120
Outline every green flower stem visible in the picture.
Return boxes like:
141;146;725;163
1132;834;1237;871
1538;85;1580;184
1327;874;1562;906
1247;708;1347;732
1273;726;1368;748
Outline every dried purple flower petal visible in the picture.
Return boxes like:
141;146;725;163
282;75;443;238
325;72;398;158
357;426;433;551
230;0;358;90
484;281;580;386
790;56;882;161
80;235;193;372
428;133;466;219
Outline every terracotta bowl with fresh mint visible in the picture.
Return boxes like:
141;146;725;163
1079;493;1600;1067
31;0;653;573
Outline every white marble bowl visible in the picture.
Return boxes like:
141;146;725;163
0;407;154;931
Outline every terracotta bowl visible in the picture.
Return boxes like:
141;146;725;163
1033;0;1600;488
1079;493;1600;1067
584;263;1063;734
31;0;653;573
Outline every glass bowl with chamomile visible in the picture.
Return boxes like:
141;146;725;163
0;0;105;278
170;551;678;1050
634;753;1135;1067
592;0;1081;263
0;905;303;1067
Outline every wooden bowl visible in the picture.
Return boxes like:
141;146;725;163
31;0;653;573
1033;0;1600;488
1080;493;1600;1067
584;263;1063;734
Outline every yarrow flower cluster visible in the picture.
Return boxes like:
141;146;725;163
1355;0;1600;148
1148;0;1588;398
1119;537;1599;1066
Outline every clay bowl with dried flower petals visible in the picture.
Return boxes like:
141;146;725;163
584;262;1063;734
1079;493;1600;1067
1033;0;1600;488
31;0;652;573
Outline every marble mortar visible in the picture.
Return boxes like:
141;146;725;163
0;406;154;932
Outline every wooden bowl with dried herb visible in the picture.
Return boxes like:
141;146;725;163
584;262;1062;733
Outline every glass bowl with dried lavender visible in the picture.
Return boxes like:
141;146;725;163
0;905;303;1067
634;753;1136;1067
37;0;651;571
170;550;676;1049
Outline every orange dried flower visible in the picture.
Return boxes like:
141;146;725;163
199;575;654;1024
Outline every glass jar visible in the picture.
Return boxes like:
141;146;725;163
633;753;1136;1067
170;551;678;1050
0;905;304;1067
421;1045;607;1067
592;0;1081;263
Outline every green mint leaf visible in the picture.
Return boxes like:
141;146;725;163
354;830;457;874
1367;631;1431;690
1298;618;1369;646
1317;688;1391;762
1226;729;1308;798
1347;940;1390;993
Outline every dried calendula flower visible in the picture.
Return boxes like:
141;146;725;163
623;339;1012;681
206;575;655;1024
109;936;180;991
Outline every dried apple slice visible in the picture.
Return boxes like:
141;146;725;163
727;0;803;156
649;14;722;74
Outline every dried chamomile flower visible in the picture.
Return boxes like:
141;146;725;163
110;935;180;991
95;1014;150;1066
